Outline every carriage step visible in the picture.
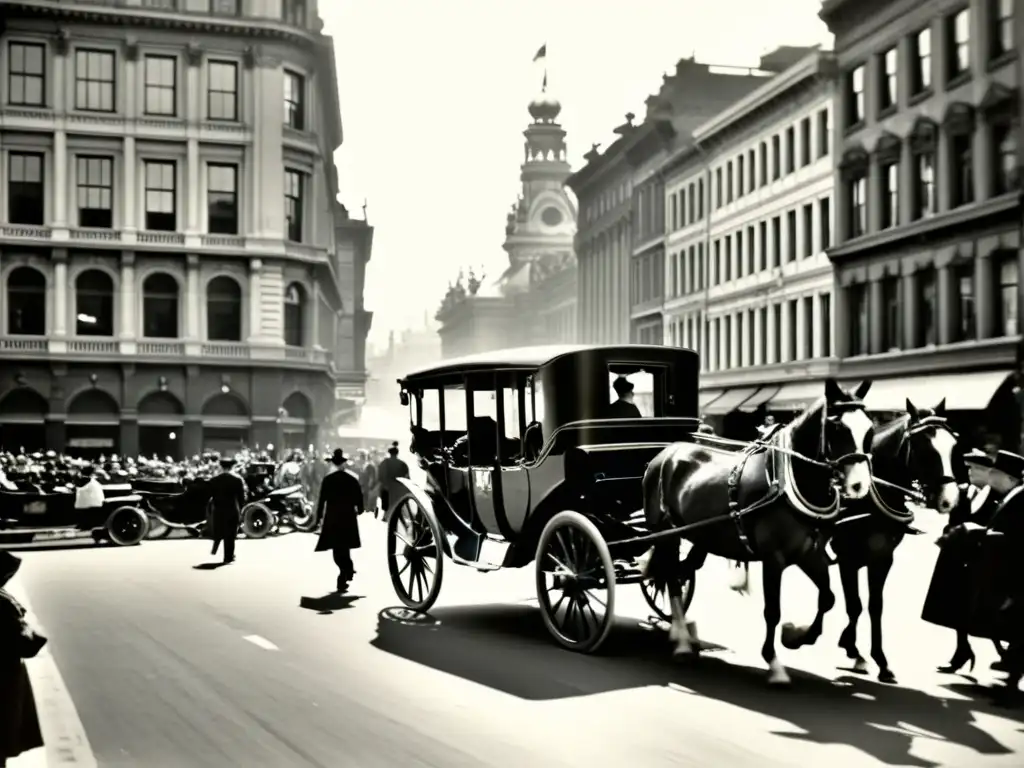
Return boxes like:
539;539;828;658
447;533;508;570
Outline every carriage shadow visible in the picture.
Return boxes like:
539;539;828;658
372;603;1018;766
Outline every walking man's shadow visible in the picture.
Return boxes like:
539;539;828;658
193;562;232;570
299;593;363;615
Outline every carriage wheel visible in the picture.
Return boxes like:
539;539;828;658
105;506;150;547
290;498;318;533
387;494;444;612
241;503;273;539
640;571;696;623
535;511;616;654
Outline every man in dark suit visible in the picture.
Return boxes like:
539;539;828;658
206;456;247;565
314;449;364;592
376;441;410;518
607;376;642;419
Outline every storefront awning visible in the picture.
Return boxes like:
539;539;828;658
702;387;760;416
699;389;724;408
737;385;781;412
767;381;826;411
862;370;1012;412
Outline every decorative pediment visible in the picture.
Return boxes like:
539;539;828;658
942;101;975;134
873;131;902;162
908;116;938;152
839;145;869;173
979;82;1017;112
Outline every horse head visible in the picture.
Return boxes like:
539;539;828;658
820;378;874;500
902;398;960;514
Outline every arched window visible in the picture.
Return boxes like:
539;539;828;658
142;273;179;339
6;266;46;336
206;276;242;341
283;282;304;347
75;269;114;336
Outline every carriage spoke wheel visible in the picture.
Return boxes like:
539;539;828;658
641;570;696;623
535;511;616;654
386;495;443;612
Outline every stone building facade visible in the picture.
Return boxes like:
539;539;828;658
0;0;371;459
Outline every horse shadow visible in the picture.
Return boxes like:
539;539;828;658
371;603;1019;767
299;593;363;615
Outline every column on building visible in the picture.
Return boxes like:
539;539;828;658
752;306;764;365
119;252;136;339
867;153;882;235
310;281;322;348
938;261;958;345
252;48;285;239
973;112;993;202
730;311;740;368
52;37;68;229
869;279;884;354
248;259;263;342
707;317;718;371
902;269;920;348
123;42;138;233
185;254;201;340
766;302;778;364
811;292;824;358
833;280;850;358
185;45;203;235
53;250;68;336
780;300;792;362
975;250;996;339
795;296;807;361
898;140;914;227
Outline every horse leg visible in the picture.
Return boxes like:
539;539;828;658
781;547;835;649
866;554;896;683
668;547;707;656
837;560;868;672
761;557;789;685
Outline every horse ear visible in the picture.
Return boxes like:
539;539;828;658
824;377;843;402
906;398;920;419
854;379;872;399
934;398;947;416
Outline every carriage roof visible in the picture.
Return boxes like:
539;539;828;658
398;344;694;389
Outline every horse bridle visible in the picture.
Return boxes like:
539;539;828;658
820;398;871;484
897;414;959;501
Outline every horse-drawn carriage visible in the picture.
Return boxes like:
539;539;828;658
384;344;707;652
0;482;150;546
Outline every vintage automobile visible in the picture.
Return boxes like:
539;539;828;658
0;481;150;546
384;344;702;652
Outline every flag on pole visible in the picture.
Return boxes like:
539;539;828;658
533;44;546;62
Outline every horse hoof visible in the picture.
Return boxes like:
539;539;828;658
878;669;897;684
780;623;803;649
852;657;869;674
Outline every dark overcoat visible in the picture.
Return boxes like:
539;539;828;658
207;470;246;541
0;559;44;761
314;467;363;552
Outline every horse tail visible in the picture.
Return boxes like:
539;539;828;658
640;445;681;583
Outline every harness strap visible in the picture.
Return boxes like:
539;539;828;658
727;426;783;557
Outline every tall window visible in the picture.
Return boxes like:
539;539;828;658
850;283;869;355
726;160;733;202
747;148;756;189
74;49;116;112
785;126;795;173
914;151;936;218
715;168;723;207
284;169;304;242
882;275;902;350
207;60;238;121
144;161;176;231
786;210;797;262
771;304;782;364
759;141;768;186
696;179;703;218
282;0;307;26
952;133;973;207
735;230;744;278
819;293;832;357
817;109;830;157
712;240;721;285
75;269;114;337
880;48;897;111
919;268;938;347
284;71;305;130
801;204;813;257
802;296;814;359
819;196;831;249
207;163;238;234
283;283;305;346
771;215;781;268
206;276;243;341
991;0;1014;59
847;65;865;125
142;273;179;339
76;156;113;229
998;255;1018;336
771;135;781;179
724;236;732;281
758;220;767;271
736;155;745;197
8;42;45;107
143;55;176;116
912;28;932;93
6;267;46;336
7;152;44;225
947;9;970;78
800;117;811;166
955;261;976;342
746;225;755;274
881;161;899;229
849;174;867;238
994;122;1018;194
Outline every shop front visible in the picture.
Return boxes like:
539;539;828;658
201;392;251;455
0;388;48;453
65;389;121;460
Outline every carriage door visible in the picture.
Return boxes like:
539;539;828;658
467;385;506;537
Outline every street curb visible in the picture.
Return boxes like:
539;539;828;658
6;575;97;768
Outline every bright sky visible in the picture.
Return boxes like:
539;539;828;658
319;0;831;346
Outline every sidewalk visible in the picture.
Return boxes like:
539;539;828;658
7;573;96;768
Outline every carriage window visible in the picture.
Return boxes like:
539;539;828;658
608;369;655;417
526;378;545;425
443;388;468;431
500;388;523;441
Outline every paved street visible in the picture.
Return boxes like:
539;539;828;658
6;513;1024;768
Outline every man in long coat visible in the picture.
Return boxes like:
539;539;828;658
314;449;364;592
206;456;247;564
0;551;44;766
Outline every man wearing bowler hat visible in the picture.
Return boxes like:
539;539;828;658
314;448;364;592
608;376;642;419
206;455;247;565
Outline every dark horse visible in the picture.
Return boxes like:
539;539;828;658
641;379;874;685
832;398;961;684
